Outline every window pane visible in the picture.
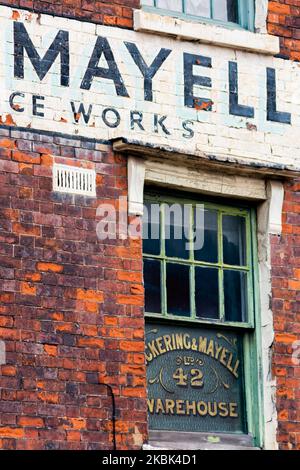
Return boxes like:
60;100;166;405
143;202;160;256
224;270;247;322
165;204;190;260
213;0;238;22
194;208;218;263
227;0;238;23
157;0;182;12
213;0;228;21
195;267;219;319
144;259;162;313
185;0;211;17
223;215;246;266
142;0;154;6
167;263;190;316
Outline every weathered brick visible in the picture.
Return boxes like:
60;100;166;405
37;262;63;273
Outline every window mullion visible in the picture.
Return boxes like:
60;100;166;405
190;204;196;319
238;0;253;31
210;0;214;20
160;203;168;317
246;212;255;326
218;211;225;321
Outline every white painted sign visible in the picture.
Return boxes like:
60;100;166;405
0;5;299;171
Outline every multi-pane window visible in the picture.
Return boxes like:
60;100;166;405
143;193;255;327
143;191;261;444
141;0;255;31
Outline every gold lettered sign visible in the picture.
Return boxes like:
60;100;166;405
146;323;246;433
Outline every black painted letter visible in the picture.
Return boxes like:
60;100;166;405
182;120;194;139
229;62;254;118
267;68;291;124
125;42;171;102
81;37;129;97
184;53;212;110
14;22;69;87
102;108;121;128
130;111;145;131
71;102;93;124
9;92;25;112
32;95;45;117
154;115;170;135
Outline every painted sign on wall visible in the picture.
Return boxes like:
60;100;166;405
0;6;300;170
146;323;246;434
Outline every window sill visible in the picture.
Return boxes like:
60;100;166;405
133;9;280;56
144;430;259;450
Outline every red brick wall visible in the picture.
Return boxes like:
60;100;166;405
0;128;147;450
0;0;146;452
267;0;300;451
268;0;300;61
0;0;139;28
0;0;300;452
271;181;300;450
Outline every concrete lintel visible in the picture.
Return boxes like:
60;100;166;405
113;138;300;179
134;9;280;56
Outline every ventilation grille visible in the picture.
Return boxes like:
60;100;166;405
53;164;96;197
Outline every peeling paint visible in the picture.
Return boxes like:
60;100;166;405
11;103;22;112
11;10;20;20
0;114;16;126
246;122;258;131
194;99;213;111
132;425;144;448
25;13;34;23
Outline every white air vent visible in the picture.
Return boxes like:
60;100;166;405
53;164;96;197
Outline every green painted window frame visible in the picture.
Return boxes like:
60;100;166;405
143;192;255;329
143;190;264;447
141;0;255;32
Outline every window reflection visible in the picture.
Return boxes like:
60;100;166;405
195;266;219;319
186;0;211;17
223;215;246;266
224;270;247;322
167;263;190;317
194;208;218;263
144;259;162;314
165;204;190;260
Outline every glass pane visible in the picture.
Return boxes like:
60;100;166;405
224;270;247;322
194;208;218;263
195;267;219;319
157;0;182;12
143;202;160;256
227;0;238;23
223;215;246;266
185;0;211;17
144;259;162;313
165;204;190;260
213;0;238;22
167;263;190;317
213;0;228;21
142;0;154;6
